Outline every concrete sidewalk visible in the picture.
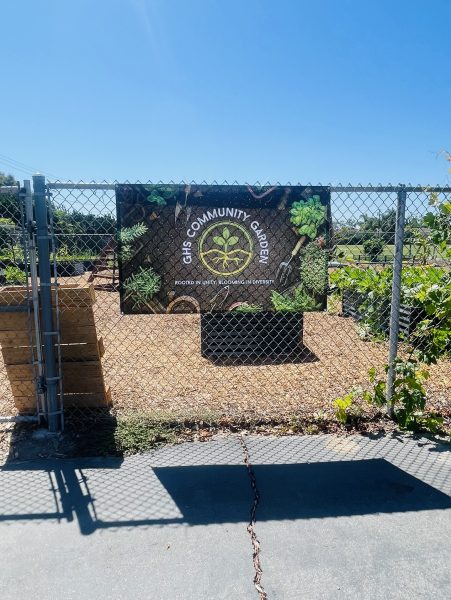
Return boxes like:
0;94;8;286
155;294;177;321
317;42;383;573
0;433;450;599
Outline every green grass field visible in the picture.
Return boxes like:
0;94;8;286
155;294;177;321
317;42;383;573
335;244;422;261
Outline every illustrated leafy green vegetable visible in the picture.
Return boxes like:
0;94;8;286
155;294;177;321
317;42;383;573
145;185;177;207
290;195;327;240
232;303;262;313
147;191;167;206
270;285;321;312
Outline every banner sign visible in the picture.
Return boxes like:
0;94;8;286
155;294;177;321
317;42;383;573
116;184;331;314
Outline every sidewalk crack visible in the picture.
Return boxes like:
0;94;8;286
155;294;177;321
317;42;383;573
240;435;268;600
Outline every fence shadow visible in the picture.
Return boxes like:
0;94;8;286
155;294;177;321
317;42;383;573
1;441;450;536
206;345;318;366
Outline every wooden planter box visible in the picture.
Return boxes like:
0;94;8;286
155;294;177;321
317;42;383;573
0;284;110;413
201;311;303;359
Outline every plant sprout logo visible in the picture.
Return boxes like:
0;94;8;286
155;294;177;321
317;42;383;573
198;221;254;276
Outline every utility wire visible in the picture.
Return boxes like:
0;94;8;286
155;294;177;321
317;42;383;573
0;152;61;181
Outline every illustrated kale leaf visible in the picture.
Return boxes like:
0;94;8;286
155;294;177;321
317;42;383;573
290;195;327;240
145;185;177;207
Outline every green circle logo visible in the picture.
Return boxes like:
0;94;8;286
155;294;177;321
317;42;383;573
198;221;254;276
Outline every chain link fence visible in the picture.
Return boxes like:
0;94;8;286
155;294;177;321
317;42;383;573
0;181;449;431
0;183;38;421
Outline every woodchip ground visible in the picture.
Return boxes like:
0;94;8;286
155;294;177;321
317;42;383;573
0;277;449;423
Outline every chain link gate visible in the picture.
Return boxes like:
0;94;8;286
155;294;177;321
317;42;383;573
0;176;64;429
0;180;449;432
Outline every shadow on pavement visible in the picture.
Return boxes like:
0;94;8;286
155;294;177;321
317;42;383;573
1;449;450;535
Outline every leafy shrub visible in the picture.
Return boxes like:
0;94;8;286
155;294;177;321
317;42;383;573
56;244;71;259
330;265;385;295
53;208;115;256
330;266;392;338
290;195;327;240
4;265;26;284
0;217;22;260
365;361;443;432
123;267;161;309
271;285;321;312
0;245;24;262
0;190;21;224
333;391;362;425
330;265;450;361
415;196;451;262
409;274;451;363
363;236;384;260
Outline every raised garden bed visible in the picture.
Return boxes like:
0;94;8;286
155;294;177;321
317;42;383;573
50;260;95;277
342;290;366;321
342;289;390;333
0;284;110;413
398;304;426;337
342;290;427;338
0;259;95;278
201;311;303;359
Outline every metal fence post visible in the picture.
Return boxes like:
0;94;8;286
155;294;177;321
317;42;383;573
33;174;61;432
386;184;407;416
24;180;46;419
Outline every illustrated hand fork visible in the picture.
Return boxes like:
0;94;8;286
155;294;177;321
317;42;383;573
276;235;307;288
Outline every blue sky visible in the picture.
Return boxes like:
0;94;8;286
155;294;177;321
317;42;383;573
1;0;450;184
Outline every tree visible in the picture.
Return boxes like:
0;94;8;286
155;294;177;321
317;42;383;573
363;236;385;261
0;172;18;186
52;208;116;255
0;171;21;224
361;209;396;244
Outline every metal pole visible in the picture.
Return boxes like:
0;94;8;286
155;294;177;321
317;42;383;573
386;185;407;416
33;174;61;432
24;180;46;419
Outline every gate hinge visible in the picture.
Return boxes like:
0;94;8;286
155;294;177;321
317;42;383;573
27;220;37;235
